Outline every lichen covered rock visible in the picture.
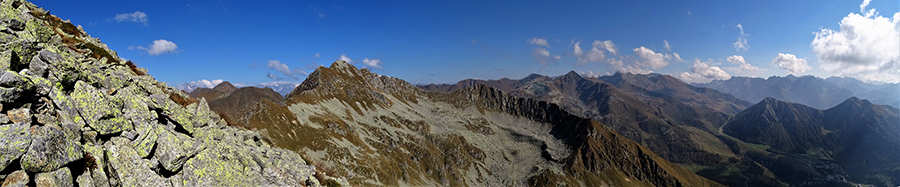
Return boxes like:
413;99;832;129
0;0;342;186
34;167;73;187
20;125;83;172
0;122;30;172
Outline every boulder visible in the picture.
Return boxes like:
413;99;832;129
34;167;74;187
103;137;168;187
5;108;29;124
0;122;30;172
21;125;83;172
0;87;21;103
155;130;204;172
70;81;132;135
1;170;27;187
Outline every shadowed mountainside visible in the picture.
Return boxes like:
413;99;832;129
723;97;900;186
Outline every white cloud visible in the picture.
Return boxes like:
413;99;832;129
594;40;618;55
362;58;383;69
733;23;750;51
771;53;811;75
860;0;872;13
314;53;321;58
267;72;282;80
608;58;653;74
665;53;684;62
726;55;761;71
267;60;307;79
529;38;549;47
553;55;561;60
633;46;669;69
130;39;178;55
176;79;223;92
677;59;731;83
811;1;899;83
573;40;617;64
535;48;550;57
114;11;148;25
339;54;353;63
664;40;672;51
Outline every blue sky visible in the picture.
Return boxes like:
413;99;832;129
31;0;900;87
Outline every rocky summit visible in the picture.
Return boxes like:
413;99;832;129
0;0;347;186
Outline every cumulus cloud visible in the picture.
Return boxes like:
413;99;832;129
811;1;899;83
677;59;732;83
314;53;321;58
573;40;617;64
114;11;148;25
530;38;554;66
595;40;618;55
339;54;353;63
726;55;761;71
362;58;383;69
267;60;307;79
860;0;872;13
529;38;549;47
771;53;811;75
553;55;561;60
129;39;178;55
733;23;749;51
633;46;670;69
664;40;672;51
176;79;223;92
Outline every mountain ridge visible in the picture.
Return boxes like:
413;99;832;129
212;60;722;186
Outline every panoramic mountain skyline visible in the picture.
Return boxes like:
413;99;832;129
30;0;900;88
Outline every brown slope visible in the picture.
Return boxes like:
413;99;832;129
246;61;721;186
188;81;238;102
208;86;284;127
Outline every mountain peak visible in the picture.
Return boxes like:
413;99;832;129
212;81;237;93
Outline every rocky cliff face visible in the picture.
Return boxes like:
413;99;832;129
0;0;346;186
228;60;720;186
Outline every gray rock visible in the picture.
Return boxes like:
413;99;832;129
38;50;63;65
75;172;94;187
70;81;131;135
103;137;168;187
81;145;109;187
27;55;48;77
1;170;27;187
21;125;84;172
6;19;24;31
0;70;25;87
132;124;161;158
5;108;29;124
0;114;8;124
156;130;204;172
0;122;30;172
35;167;74;187
0;87;21;103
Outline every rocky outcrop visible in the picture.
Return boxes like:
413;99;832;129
0;0;345;186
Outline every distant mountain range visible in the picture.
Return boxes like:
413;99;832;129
191;62;721;186
724;97;900;186
694;75;899;109
179;81;300;96
421;72;900;186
